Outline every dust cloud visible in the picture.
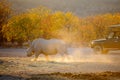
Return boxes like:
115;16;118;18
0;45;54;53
11;37;118;64
35;47;115;63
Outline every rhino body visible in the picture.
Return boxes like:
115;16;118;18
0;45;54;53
26;38;68;60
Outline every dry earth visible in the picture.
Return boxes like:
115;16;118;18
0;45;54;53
0;48;120;80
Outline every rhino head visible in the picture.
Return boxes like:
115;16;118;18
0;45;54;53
26;48;34;57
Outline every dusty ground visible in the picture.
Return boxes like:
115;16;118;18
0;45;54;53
0;48;120;80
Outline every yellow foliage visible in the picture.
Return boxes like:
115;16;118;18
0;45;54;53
2;5;120;44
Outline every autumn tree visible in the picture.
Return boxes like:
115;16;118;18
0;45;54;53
2;4;120;47
87;13;120;40
41;11;66;39
0;0;11;45
2;7;51;43
77;13;120;43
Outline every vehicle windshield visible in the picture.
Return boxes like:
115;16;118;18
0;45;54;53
107;32;120;39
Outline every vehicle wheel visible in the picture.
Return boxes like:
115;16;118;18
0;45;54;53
93;46;108;54
93;45;103;54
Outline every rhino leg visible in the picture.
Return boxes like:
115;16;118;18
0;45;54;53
33;52;40;61
59;49;70;62
45;55;50;61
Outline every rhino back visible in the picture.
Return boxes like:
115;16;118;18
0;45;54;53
31;38;67;55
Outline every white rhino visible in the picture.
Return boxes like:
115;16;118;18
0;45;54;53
26;38;68;61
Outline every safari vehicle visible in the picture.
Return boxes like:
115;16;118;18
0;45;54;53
90;24;120;54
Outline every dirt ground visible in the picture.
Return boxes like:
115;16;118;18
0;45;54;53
0;48;120;80
0;57;120;80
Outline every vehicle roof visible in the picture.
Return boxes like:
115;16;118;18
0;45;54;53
109;24;120;32
110;24;120;27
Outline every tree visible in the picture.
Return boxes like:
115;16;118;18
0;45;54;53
2;3;120;46
2;7;51;42
0;0;11;45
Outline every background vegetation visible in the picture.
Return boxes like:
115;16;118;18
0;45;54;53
0;0;11;46
1;0;120;47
